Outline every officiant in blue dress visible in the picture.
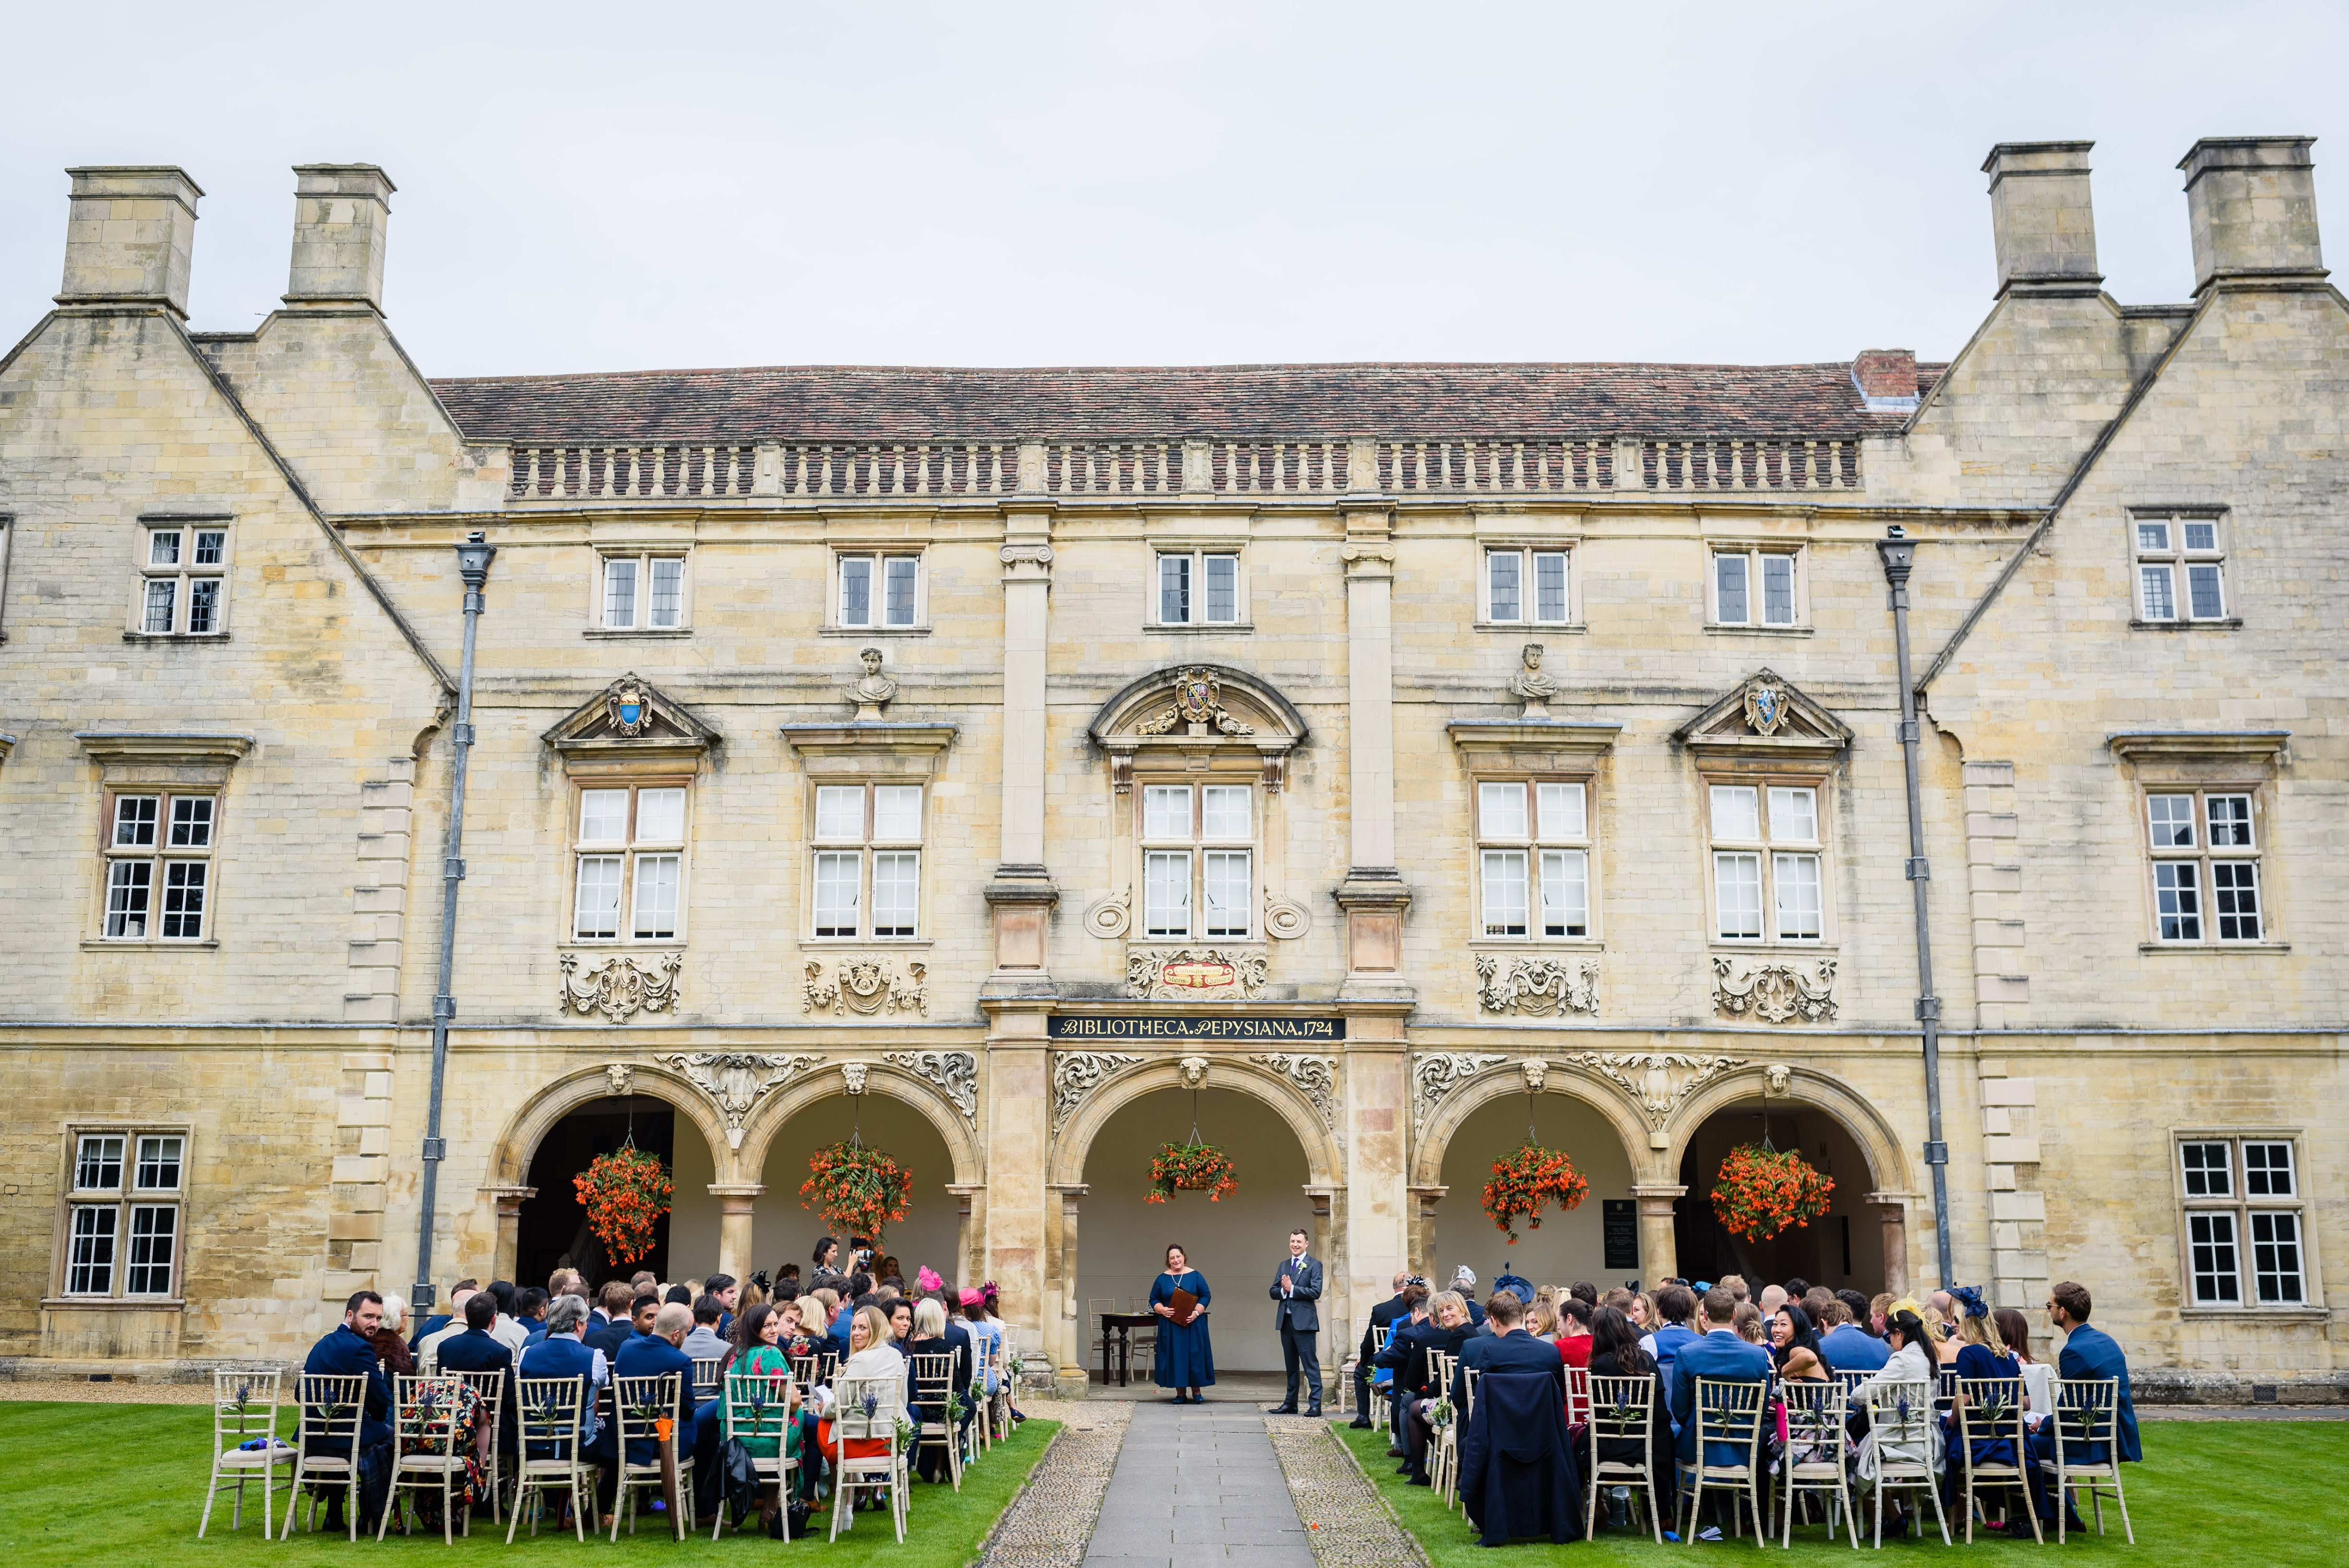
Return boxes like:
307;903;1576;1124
1150;1243;1215;1403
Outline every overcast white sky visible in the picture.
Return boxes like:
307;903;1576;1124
3;1;2340;377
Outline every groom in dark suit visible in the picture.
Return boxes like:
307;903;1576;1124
1267;1226;1324;1416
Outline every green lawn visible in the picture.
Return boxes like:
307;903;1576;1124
1332;1418;2343;1564
0;1402;1057;1568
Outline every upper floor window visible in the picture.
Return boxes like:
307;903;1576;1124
1712;548;1800;628
811;783;924;939
1155;550;1242;626
1476;780;1591;938
1709;782;1824;942
1482;547;1572;625
2134;515;2228;623
1140;782;1253;939
600;552;687;630
2178;1134;2308;1307
59;1128;187;1299
2146;788;2263;943
102;790;217;941
572;783;689;941
836;552;922;630
135;521;230;636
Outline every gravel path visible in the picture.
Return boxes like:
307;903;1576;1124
978;1398;1135;1568
1265;1416;1427;1568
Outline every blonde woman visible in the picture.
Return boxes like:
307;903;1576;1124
1526;1300;1560;1343
1920;1304;1965;1368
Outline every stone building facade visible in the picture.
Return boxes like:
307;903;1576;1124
2;139;2341;1398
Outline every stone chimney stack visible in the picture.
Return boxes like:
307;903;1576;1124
2178;137;2325;295
56;166;203;318
284;164;396;311
1982;142;2101;295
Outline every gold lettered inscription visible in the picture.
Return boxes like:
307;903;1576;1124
1047;1015;1345;1042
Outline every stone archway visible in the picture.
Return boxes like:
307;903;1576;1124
1046;1054;1346;1386
1410;1063;1652;1287
1665;1065;1918;1296
486;1061;735;1286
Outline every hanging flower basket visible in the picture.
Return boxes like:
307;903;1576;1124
1147;1142;1239;1204
800;1140;912;1242
572;1145;673;1266
1481;1141;1591;1244
1710;1143;1836;1241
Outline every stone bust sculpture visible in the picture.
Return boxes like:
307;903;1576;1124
853;646;897;718
1507;641;1558;714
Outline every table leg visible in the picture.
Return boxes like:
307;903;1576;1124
1100;1325;1109;1389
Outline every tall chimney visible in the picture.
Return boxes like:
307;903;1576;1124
285;164;396;311
1981;142;2101;296
2178;137;2325;295
56;166;203;318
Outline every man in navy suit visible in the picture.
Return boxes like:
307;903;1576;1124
519;1294;609;1457
590;1292;656;1361
436;1292;520;1466
2029;1278;2139;1526
1451;1291;1566;1411
610;1302;715;1525
1666;1285;1773;1468
302;1289;396;1533
1351;1271;1411;1428
1817;1298;1890;1372
1267;1227;1326;1415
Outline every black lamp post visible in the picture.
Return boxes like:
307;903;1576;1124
411;531;494;1314
1877;526;1955;1290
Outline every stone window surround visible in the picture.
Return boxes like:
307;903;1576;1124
1135;775;1260;942
0;511;14;643
586;539;693;638
1476;535;1584;630
1700;765;1836;951
126;511;235;642
2109;731;2290;954
828;543;928;634
46;1119;194;1309
1705;538;1809;632
565;773;694;946
1470;771;1601;945
2168;1126;2324;1316
74;733;250;950
1144;534;1252;632
780;720;958;950
2127;506;2236;630
1448;720;1620;954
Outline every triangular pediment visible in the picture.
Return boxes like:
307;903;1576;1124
543;672;719;761
1673;669;1851;759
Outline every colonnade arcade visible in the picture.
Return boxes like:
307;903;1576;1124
481;1046;1915;1387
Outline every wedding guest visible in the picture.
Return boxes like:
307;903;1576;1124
369;1294;415;1377
1643;1284;1701;1379
1818;1298;1890;1371
705;1273;739;1337
1389;1291;1470;1485
1758;1283;1788;1319
303;1291;394;1534
1371;1287;1433;1457
1920;1304;1965;1368
2037;1282;2140;1465
406;1277;474;1352
1667;1287;1772;1473
1150;1243;1216;1404
905;1298;972;1481
1453;1291;1565;1410
683;1295;730;1360
1770;1303;1831;1380
1835;1289;1876;1334
1568;1282;1599;1308
1352;1271;1413;1429
1718;1274;1751;1306
1526;1299;1560;1343
1587;1306;1676;1529
610;1303;714;1528
1869;1292;1897;1337
1556;1298;1594;1371
1993;1308;2037;1366
706;1303;796;1531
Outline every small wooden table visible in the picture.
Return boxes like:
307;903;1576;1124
1099;1312;1159;1387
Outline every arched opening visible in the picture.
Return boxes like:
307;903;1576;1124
1076;1085;1312;1375
515;1096;721;1288
754;1094;961;1289
1432;1090;1641;1293
1673;1098;1884;1294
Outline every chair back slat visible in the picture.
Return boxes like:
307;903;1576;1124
723;1370;793;1446
835;1374;902;1441
1955;1376;2028;1452
1564;1363;1591;1425
910;1351;957;1403
1692;1376;1767;1451
1588;1374;1655;1442
514;1377;584;1461
2053;1376;2121;1458
297;1372;370;1452
1373;1323;1395;1354
391;1375;466;1449
1461;1366;1483;1419
691;1357;724;1399
212;1369;283;1446
612;1372;681;1456
790;1352;820;1389
1780;1379;1847;1461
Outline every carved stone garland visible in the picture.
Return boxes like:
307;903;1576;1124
882;1049;979;1122
1410;1052;1510;1133
1249;1053;1340;1127
656;1052;824;1149
804;955;929;1017
1566;1052;1749;1131
1475;954;1600;1017
1712;956;1838;1024
559;952;683;1022
1050;1051;1142;1131
1126;947;1269;1000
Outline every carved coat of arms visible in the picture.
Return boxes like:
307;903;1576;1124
1136;667;1255;737
1742;678;1789;737
608;677;655;737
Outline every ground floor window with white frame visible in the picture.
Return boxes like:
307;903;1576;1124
2177;1133;2310;1308
58;1128;187;1300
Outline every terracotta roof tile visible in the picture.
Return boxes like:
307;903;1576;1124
429;361;1946;445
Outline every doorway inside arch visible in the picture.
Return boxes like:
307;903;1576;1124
1432;1092;1639;1295
755;1094;960;1292
1673;1100;1882;1294
1078;1086;1311;1375
516;1101;682;1289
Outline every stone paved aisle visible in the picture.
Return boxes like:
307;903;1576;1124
1082;1400;1316;1567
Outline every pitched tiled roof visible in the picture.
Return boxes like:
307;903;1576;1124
429;361;1944;444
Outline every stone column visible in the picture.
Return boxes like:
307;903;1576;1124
1304;1185;1339;1387
984;1005;1053;1366
1872;1193;1911;1298
710;1184;764;1282
1048;1181;1090;1398
1335;489;1413;984
1339;1001;1411;1393
1409;1186;1448;1277
1633;1184;1686;1285
986;476;1059;976
946;1184;983;1286
484;1186;536;1286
